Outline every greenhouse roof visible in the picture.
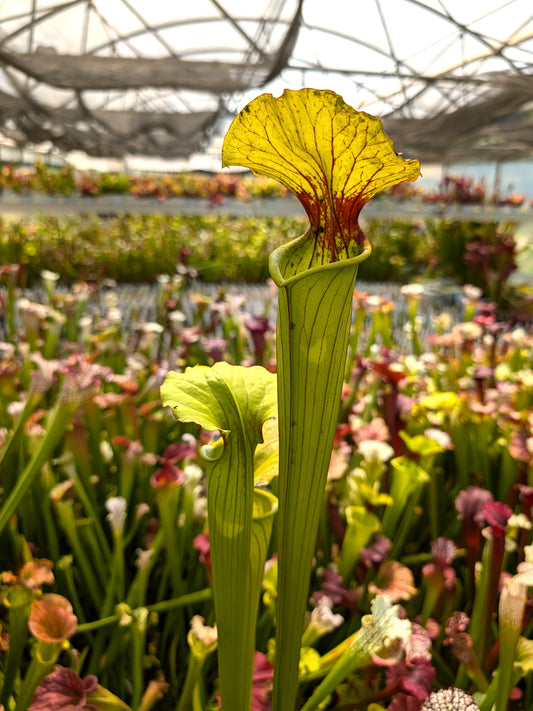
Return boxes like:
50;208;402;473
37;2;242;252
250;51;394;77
1;0;533;164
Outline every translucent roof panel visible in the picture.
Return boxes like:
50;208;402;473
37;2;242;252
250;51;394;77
0;0;532;162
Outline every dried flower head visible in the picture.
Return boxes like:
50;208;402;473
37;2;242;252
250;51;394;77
0;558;54;590
188;615;218;658
421;687;479;710
369;560;418;602
309;595;344;636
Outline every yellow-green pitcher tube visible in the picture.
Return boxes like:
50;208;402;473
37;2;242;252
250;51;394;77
270;242;370;711
161;363;278;711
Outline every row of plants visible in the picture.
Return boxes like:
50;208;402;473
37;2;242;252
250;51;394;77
0;161;529;207
0;213;527;312
0;261;533;710
0;163;290;202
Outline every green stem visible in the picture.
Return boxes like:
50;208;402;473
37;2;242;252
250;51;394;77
0;391;43;473
65;426;111;558
131;608;148;709
160;363;277;711
176;652;206;711
54;501;103;611
57;555;89;626
337;505;380;584
156;487;184;597
75;588;213;634
478;673;499;711
270;244;370;711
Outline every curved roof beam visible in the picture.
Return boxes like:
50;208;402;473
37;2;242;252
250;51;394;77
87;16;293;56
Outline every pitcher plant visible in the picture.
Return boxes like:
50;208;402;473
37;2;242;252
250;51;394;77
222;88;420;711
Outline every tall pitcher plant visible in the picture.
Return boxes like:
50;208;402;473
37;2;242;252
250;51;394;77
222;88;420;711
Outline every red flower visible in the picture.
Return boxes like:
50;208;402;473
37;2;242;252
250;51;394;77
516;484;533;508
388;694;423;711
422;538;457;591
359;534;391;570
444;611;469;638
216;652;273;711
150;441;195;488
310;566;360;611
194;532;211;565
386;659;436;700
29;666;98;710
481;500;512;538
251;652;274;711
455;486;494;552
455;487;493;531
405;622;433;666
372;356;406;387
246;316;271;363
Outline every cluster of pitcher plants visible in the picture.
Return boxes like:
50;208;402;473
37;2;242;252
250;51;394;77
1;89;533;711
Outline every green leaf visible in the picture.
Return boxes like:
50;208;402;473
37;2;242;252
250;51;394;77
161;362;276;442
254;417;279;486
161;362;277;711
400;431;446;457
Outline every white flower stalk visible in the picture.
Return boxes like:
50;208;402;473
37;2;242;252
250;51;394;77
105;496;127;537
135;548;154;571
358;440;395;463
462;284;483;302
401;283;425;298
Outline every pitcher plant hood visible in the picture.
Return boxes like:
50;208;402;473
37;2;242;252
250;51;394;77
222;88;421;280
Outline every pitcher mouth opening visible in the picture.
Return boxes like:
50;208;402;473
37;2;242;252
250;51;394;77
269;235;372;289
